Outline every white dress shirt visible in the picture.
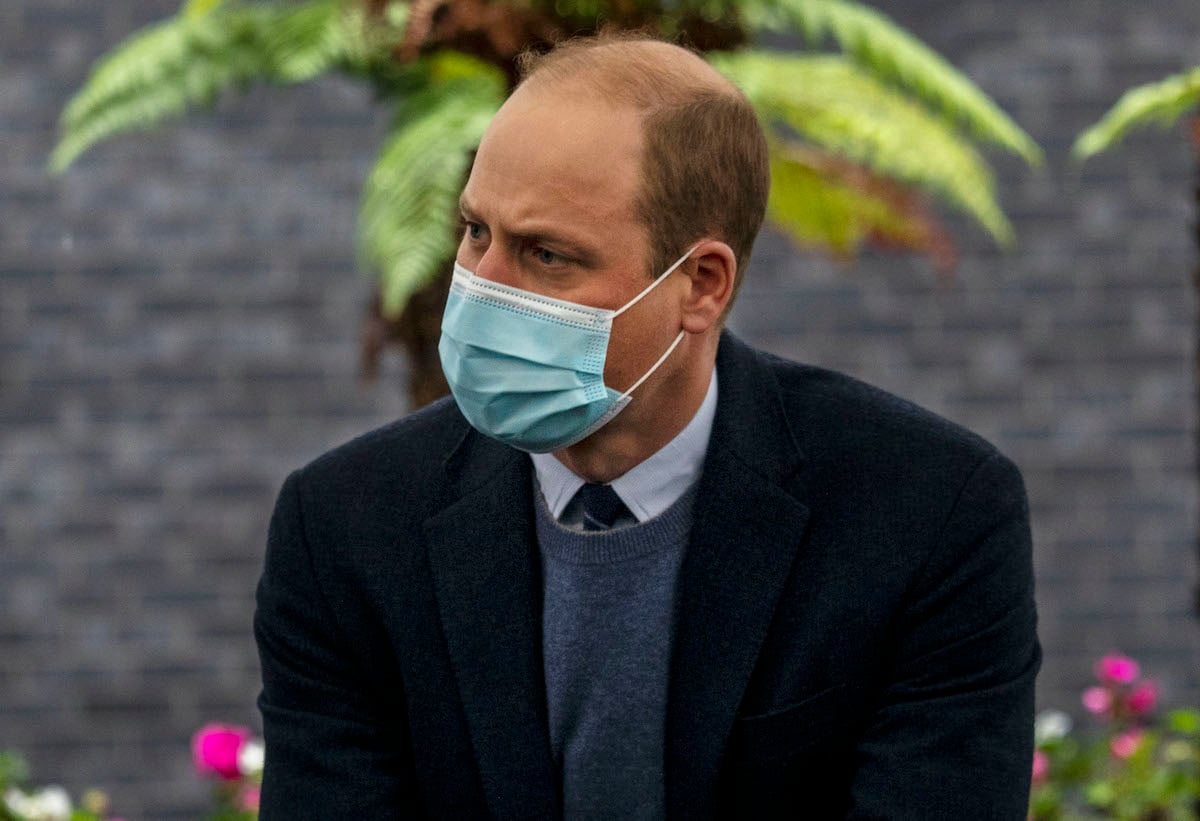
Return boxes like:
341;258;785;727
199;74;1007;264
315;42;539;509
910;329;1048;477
531;368;718;525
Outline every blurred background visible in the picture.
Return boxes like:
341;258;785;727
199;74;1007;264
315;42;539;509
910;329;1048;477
4;0;1200;817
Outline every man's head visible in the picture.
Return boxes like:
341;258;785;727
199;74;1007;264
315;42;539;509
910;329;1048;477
453;34;770;473
515;35;770;294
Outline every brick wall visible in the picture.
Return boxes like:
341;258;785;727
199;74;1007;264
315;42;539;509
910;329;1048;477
2;0;1199;816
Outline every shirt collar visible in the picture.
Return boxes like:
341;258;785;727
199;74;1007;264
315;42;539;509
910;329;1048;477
531;367;718;522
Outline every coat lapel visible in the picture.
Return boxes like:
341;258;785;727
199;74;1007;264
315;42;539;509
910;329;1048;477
665;333;811;818
424;432;559;819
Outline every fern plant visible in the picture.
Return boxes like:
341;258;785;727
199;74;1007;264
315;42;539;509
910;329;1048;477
53;0;1040;405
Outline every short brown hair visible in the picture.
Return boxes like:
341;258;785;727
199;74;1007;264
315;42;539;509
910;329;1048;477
516;35;770;304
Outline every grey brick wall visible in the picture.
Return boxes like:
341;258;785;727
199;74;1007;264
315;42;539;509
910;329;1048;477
2;0;1199;816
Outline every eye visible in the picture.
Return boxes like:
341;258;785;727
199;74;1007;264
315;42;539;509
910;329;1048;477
533;246;562;266
463;221;484;241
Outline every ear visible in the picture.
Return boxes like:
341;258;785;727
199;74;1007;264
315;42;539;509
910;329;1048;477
679;240;737;334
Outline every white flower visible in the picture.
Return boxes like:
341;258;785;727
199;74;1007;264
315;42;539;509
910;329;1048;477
34;786;72;821
238;739;265;776
1034;709;1073;743
4;788;32;818
3;786;72;821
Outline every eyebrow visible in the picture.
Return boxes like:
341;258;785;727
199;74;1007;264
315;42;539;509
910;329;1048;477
458;193;598;262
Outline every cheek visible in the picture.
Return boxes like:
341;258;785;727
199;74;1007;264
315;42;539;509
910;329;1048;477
454;235;472;265
602;332;637;389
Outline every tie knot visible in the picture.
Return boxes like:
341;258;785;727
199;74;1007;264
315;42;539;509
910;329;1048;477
576;483;628;531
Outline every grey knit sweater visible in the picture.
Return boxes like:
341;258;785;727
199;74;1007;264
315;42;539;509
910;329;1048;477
535;481;698;820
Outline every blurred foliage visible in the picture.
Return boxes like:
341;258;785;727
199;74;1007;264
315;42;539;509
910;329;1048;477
0;750;110;821
1032;713;1200;820
52;0;1039;400
1030;655;1200;821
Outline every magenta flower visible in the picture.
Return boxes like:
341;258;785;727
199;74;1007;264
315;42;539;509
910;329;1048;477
1110;729;1145;759
1126;680;1158;716
192;724;252;781
1031;750;1049;784
1082;685;1113;716
1095;653;1140;685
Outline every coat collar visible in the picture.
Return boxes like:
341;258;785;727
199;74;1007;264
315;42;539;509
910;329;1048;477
425;331;809;819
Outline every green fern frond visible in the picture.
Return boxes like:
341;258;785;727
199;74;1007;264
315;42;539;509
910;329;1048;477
262;0;347;83
766;143;952;267
50;0;351;173
52;68;238;174
359;57;505;316
56;17;195;138
1073;66;1200;161
740;0;1041;165
712;50;1012;245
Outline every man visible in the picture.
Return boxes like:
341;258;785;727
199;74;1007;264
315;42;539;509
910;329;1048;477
254;35;1040;819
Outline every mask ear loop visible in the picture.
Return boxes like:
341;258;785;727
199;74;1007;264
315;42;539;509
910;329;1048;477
609;243;701;399
611;243;701;319
616;330;686;401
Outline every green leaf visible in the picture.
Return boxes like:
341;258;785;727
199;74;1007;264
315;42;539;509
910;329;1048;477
1085;778;1117;809
0;750;30;788
1028;783;1062;819
1073;66;1200;161
740;0;1042;165
358;57;505;315
1166;708;1200;736
711;50;1013;245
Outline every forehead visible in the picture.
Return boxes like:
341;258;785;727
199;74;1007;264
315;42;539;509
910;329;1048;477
462;86;645;240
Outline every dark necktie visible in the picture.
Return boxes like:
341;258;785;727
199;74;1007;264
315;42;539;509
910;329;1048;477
576;483;629;531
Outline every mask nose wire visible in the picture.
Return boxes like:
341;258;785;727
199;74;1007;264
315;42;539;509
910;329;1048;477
611;243;701;319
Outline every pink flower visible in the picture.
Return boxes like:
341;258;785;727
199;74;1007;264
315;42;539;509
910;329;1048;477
240;786;261;811
1110;729;1144;759
1095;653;1140;685
1126;680;1158;716
1082;686;1113;716
192;724;252;781
1031;750;1049;784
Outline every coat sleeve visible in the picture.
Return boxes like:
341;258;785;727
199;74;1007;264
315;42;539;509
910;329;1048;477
254;470;419;818
847;451;1041;820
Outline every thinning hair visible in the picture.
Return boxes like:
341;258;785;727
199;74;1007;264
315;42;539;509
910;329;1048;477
515;34;770;305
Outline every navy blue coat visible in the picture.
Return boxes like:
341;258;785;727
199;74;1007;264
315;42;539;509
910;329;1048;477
254;332;1040;819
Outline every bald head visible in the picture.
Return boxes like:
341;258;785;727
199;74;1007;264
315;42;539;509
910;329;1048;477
515;37;739;108
505;35;770;297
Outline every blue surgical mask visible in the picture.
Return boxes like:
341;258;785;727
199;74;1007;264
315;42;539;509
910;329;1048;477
438;245;698;453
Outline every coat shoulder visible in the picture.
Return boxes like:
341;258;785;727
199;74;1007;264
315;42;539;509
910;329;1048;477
309;395;463;467
288;396;468;519
755;347;1011;477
